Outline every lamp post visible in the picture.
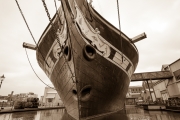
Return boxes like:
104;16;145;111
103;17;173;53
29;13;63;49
0;74;5;89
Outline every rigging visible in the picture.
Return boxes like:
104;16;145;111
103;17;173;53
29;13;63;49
41;0;76;83
25;48;56;90
15;0;55;89
116;0;123;63
15;0;49;67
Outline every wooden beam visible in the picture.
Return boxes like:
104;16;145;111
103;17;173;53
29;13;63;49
23;42;36;50
131;32;147;43
131;71;173;81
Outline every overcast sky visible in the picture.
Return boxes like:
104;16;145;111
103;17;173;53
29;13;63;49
0;0;180;97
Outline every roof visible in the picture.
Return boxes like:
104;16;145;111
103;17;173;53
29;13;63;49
46;94;55;98
47;91;57;94
129;86;142;88
169;58;180;66
161;64;169;70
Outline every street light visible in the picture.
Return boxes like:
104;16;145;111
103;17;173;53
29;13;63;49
0;74;5;89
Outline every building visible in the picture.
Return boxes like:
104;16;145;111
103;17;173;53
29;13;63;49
126;86;143;105
144;58;180;103
11;92;38;102
142;80;158;102
129;86;143;94
41;86;63;106
0;96;8;100
0;96;8;102
165;58;180;98
151;79;169;102
152;59;180;101
141;88;154;102
28;92;38;98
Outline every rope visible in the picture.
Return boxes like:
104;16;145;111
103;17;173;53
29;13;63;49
25;48;56;90
15;0;37;44
15;0;49;67
15;0;54;89
116;0;123;63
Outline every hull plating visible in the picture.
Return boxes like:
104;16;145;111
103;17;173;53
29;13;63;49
36;0;138;119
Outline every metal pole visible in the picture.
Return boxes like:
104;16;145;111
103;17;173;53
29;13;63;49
0;80;2;89
0;75;5;89
150;79;157;101
11;101;14;110
146;80;153;103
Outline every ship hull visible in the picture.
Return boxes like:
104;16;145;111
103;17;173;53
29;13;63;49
36;0;138;119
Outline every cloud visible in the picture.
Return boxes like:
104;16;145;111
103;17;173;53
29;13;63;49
148;20;168;33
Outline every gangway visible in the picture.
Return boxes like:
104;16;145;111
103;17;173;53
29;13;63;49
131;71;173;82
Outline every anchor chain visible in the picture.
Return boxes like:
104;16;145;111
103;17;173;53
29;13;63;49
41;0;76;83
42;0;52;22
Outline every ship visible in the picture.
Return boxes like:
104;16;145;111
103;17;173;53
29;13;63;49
22;0;146;119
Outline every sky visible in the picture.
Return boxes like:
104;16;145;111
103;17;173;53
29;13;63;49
0;0;180;97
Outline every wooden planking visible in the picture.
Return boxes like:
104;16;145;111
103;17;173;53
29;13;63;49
36;0;139;119
70;25;130;118
88;5;138;66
